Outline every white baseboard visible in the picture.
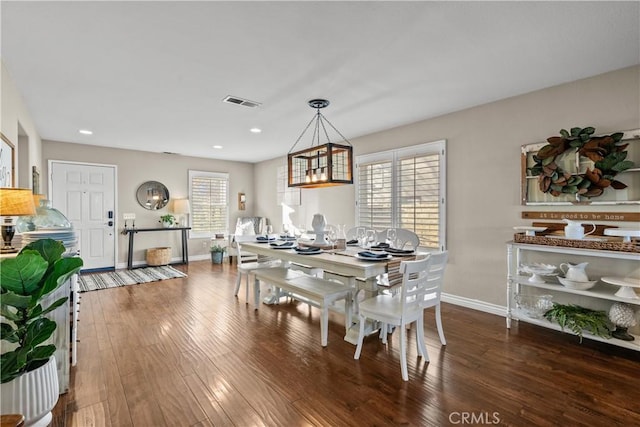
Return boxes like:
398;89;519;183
441;292;507;318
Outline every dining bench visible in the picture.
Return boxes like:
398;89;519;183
253;267;354;346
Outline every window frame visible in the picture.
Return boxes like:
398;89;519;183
355;140;446;251
188;170;230;239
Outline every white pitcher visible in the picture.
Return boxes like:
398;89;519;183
563;218;596;240
560;262;590;281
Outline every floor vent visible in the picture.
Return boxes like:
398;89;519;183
222;95;261;108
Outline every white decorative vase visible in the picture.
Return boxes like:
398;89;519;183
311;214;327;245
0;356;59;427
162;221;174;228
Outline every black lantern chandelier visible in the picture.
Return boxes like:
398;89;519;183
287;99;353;188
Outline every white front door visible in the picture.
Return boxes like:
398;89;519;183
50;161;116;270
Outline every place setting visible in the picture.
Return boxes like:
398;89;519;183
269;240;297;250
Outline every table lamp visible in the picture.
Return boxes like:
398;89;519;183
0;187;37;253
173;198;191;226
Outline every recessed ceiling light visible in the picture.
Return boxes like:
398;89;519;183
78;129;93;135
250;128;262;134
213;145;223;149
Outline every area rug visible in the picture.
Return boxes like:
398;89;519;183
78;266;187;292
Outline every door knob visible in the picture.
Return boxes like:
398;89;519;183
107;220;114;227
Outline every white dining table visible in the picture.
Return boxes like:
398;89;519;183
242;241;396;343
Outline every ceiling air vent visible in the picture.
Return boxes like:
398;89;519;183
222;95;261;108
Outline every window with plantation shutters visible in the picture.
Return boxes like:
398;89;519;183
188;170;229;238
356;140;446;250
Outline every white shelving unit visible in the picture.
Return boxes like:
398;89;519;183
507;242;640;351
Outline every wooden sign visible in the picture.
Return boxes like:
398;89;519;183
522;211;640;222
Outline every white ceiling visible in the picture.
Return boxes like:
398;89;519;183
2;1;639;163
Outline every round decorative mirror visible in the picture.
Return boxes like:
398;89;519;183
136;181;170;210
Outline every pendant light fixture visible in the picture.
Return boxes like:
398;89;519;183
287;99;353;188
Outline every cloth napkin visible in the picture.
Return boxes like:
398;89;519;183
384;247;415;255
346;239;358;245
358;251;390;259
295;247;322;253
270;241;294;247
370;243;390;249
279;235;297;240
256;235;275;241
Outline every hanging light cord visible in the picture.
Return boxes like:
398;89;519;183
288;107;352;154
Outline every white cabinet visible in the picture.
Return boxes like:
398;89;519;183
506;242;640;351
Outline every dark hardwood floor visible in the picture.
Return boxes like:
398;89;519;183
52;260;639;426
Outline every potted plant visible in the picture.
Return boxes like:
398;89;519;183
1;239;83;426
543;303;611;342
159;214;176;228
210;244;226;264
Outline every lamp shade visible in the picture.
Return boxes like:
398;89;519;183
0;188;37;216
173;198;191;215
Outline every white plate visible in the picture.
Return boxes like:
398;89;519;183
295;250;322;255
270;244;296;250
384;250;415;257
601;277;640;288
604;229;640;242
356;253;393;261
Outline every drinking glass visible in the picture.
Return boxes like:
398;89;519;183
327;227;338;252
386;228;397;247
366;229;376;248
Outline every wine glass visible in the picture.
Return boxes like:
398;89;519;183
356;227;366;247
266;224;273;238
386;228;396;247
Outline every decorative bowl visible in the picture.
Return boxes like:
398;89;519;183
558;277;597;290
520;263;557;275
514;293;553;319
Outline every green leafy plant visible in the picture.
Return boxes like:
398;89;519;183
1;239;83;383
543;303;611;342
159;214;176;225
210;244;226;253
529;126;632;199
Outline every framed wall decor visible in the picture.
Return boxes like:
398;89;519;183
32;166;40;194
0;133;15;187
521;128;640;205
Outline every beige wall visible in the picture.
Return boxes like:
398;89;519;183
254;66;640;307
1;61;43;189
42;141;255;266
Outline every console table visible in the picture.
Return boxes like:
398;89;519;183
125;227;191;269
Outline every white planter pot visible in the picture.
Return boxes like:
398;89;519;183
0;356;59;427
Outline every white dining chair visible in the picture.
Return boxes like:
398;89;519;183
377;228;420;250
234;236;281;307
354;252;448;381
